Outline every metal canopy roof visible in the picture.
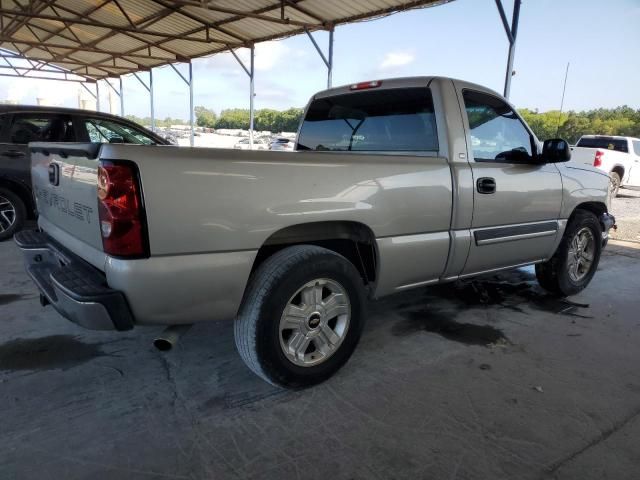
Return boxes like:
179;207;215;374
0;0;453;81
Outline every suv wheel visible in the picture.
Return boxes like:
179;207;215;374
0;188;26;241
535;210;602;296
234;245;365;388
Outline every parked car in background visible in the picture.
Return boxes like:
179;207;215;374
270;137;295;151
0;105;168;241
233;137;268;150
16;77;615;388
571;135;640;197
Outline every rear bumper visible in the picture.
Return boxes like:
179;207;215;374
14;230;134;331
600;212;616;246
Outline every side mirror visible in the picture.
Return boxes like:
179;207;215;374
542;138;571;163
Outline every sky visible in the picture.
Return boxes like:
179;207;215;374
1;0;639;119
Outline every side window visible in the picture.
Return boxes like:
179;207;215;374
633;140;640;157
84;118;156;145
462;90;534;163
9;114;73;144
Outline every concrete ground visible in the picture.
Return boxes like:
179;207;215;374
610;189;640;242
1;239;640;479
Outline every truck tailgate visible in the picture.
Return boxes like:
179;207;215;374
30;142;104;261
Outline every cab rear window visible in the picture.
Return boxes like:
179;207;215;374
297;87;438;152
576;137;628;153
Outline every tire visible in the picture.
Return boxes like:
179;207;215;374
0;187;26;241
535;210;602;297
234;245;366;388
609;171;621;198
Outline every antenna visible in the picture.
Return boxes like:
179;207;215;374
556;62;570;136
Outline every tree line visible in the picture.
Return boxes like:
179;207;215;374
518;106;640;144
125;105;640;141
194;106;304;133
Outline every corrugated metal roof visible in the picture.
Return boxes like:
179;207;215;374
0;0;454;81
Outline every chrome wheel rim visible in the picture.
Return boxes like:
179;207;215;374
568;227;595;282
0;195;16;233
279;278;351;367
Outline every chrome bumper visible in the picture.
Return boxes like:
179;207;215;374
14;230;134;331
600;212;616;245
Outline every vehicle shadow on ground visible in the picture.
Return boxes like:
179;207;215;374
1;242;637;408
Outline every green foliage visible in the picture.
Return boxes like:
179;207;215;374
518;106;640;144
213;107;304;132
127;105;639;140
125;114;186;128
194;106;217;127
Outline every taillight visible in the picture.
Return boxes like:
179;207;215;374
97;161;148;258
349;80;382;90
594;150;603;167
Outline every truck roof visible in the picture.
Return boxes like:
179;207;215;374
312;76;503;100
579;134;639;141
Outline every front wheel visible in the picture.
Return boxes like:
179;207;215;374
535;210;602;296
234;245;365;388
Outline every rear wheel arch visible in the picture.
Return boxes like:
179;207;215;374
610;165;625;178
250;221;378;287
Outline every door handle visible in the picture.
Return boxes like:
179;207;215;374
477;177;496;194
0;150;25;158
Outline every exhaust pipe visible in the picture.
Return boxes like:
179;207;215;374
153;325;192;351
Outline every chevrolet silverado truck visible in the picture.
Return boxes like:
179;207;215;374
15;77;615;388
571;135;640;197
0;105;168;241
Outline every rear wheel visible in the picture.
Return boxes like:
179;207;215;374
535;210;602;296
609;171;621;198
234;245;365;388
0;188;26;241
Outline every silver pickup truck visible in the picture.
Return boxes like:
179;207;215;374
15;77;615;388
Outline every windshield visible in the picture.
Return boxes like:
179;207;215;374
297;87;438;152
576;137;628;153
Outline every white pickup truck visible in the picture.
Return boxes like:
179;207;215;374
571;135;640;197
15;77;615;388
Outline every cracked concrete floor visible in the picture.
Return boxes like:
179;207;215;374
1;239;640;480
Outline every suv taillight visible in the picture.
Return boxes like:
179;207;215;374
97;161;148;258
594;150;603;167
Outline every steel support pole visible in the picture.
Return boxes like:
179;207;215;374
327;28;334;88
119;76;124;116
502;0;521;99
304;27;333;89
189;62;194;147
249;45;255;148
150;69;155;132
96;81;100;111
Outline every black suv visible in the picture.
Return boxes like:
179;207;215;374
0;105;168;240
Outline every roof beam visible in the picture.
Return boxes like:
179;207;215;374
170;1;324;29
19;0;112;56
148;0;248;44
1;38;179;62
0;7;241;44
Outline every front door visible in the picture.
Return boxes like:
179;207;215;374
457;87;563;275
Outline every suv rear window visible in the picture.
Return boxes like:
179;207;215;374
576;137;628;153
297;87;438;152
